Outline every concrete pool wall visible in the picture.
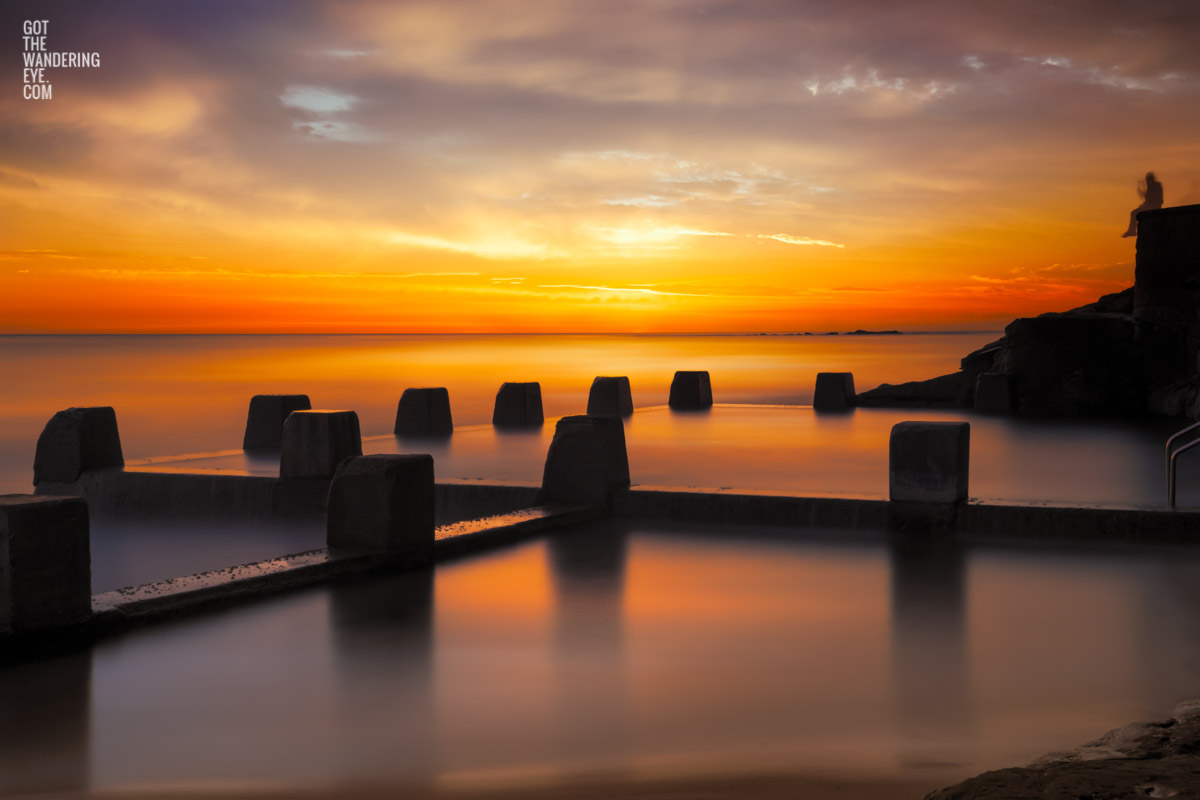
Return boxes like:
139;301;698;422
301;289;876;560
6;397;1200;659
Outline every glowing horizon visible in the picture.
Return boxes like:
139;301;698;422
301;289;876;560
2;1;1199;333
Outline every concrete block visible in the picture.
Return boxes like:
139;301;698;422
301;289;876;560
587;376;633;416
32;407;124;486
394;387;454;436
280;410;362;479
974;373;1013;413
327;455;435;552
0;495;91;631
492;382;544;427
889;422;970;504
243;394;311;449
537;415;631;508
813;372;856;411
668;371;713;409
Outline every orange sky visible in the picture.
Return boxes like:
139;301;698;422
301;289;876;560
3;0;1199;333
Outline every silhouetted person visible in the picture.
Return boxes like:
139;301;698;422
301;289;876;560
1123;171;1163;237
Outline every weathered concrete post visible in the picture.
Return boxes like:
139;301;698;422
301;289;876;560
889;422;970;504
537;415;631;509
33;407;124;486
244;394;311;449
492;382;544;427
1;495;91;631
668;371;712;410
280;410;362;479
813;372;856;411
394;388;454;436
326;455;435;555
973;373;1013;413
587;376;633;416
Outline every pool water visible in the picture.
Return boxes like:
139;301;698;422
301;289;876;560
4;520;1199;795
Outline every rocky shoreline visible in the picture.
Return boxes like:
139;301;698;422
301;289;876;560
858;204;1200;417
926;701;1200;799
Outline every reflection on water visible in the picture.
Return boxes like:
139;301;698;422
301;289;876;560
5;520;1200;793
0;652;91;794
328;571;435;784
889;537;970;764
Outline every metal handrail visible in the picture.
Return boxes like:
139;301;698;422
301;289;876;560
1166;419;1200;508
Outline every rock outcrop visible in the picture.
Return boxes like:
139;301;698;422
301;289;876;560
926;701;1200;800
857;204;1200;416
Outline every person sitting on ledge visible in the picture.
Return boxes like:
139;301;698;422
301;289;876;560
1123;170;1163;237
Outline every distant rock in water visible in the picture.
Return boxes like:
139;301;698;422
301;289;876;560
857;204;1200;417
845;329;902;335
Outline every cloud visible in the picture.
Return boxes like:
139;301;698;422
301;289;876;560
758;234;846;248
1;0;1198;330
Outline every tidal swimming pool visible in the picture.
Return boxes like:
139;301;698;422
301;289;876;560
4;519;1199;795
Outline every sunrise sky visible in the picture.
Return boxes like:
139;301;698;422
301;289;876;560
2;0;1199;333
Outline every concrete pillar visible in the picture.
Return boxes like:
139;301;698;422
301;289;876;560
280;410;362;479
492;382;544;427
587;376;633;417
537;415;631;508
1134;204;1200;323
327;455;435;552
974;373;1013;413
33;407;124;486
889;422;970;504
1;495;91;631
243;394;311;449
813;372;856;411
394;388;454;436
668;371;712;410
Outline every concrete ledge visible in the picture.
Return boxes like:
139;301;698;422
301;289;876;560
616;488;891;529
9;481;1200;662
616;487;1200;545
0;502;597;661
35;469;328;521
436;480;540;524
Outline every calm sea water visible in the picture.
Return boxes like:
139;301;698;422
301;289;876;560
0;332;993;495
4;334;1200;795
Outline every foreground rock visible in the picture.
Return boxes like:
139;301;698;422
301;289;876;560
926;701;1200;800
858;204;1200;416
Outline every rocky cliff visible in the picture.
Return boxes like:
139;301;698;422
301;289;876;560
857;204;1200;416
